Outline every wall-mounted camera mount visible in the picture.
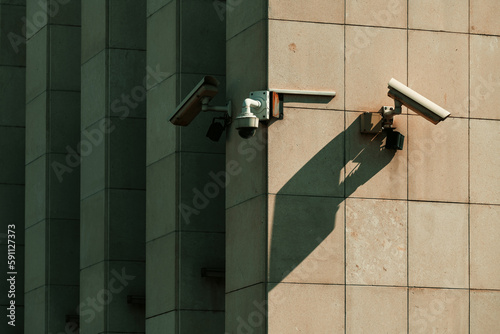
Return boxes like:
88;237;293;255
360;78;452;151
169;76;231;142
235;89;336;139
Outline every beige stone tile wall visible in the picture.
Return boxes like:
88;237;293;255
226;0;500;333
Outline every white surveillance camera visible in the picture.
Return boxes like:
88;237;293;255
235;91;271;139
169;76;220;126
387;78;451;124
235;111;259;139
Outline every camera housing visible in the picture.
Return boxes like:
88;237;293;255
170;76;222;126
387;78;450;124
235;91;272;139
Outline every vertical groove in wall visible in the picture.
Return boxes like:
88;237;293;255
467;0;471;331
343;1;347;333
406;1;410;333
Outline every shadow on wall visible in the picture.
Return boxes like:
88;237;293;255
268;114;396;286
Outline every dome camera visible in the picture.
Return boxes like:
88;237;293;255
235;112;260;138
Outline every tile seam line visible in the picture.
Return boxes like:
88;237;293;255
226;18;267;42
81;46;147;65
145;0;175;19
225;282;265;295
79;259;146;272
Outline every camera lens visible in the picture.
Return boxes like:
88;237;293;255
238;127;257;139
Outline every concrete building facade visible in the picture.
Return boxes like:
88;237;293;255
0;0;499;333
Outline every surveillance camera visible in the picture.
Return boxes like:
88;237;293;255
235;112;260;139
169;76;219;126
388;78;451;124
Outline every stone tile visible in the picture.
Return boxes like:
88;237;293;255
179;152;225;233
470;204;500;289
108;117;146;190
146;155;176;241
408;202;468;288
179;232;225;310
106;261;145;333
270;0;344;24
409;288;469;333
48;220;79;286
80;120;106;199
470;290;500;334
26;26;47;103
81;50;106;129
471;0;500;36
268;195;344;284
346;198;407;286
408;116;468;203
147;2;176;83
346;0;407;28
345;112;407;200
269;20;344;110
226;0;266;40
409;0;468;32
408;31;469;117
25;92;46;163
268;108;344;197
179;310;224;334
146;311;175;333
180;0;225;75
109;0;146;50
48;0;81;26
470;35;500;120
178;73;226;154
0;126;25;184
0;66;25;126
108;189;146;261
47;285;79;334
346;285;407;333
81;0;106;63
79;262;106;333
0;5;26;66
268;283;344;333
25;0;47;39
470;119;500;205
345;26;407;112
25;221;45;292
146;74;176;165
24;287;46;333
48;25;80;92
225;284;265;334
25;156;46;227
147;0;173;17
80;190;105;268
48;153;79;220
48;91;80;154
226;22;267;208
226;195;267;292
146;233;176;317
109;48;147;120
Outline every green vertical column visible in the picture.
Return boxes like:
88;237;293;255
24;0;81;333
146;0;226;332
0;0;26;332
80;1;146;333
